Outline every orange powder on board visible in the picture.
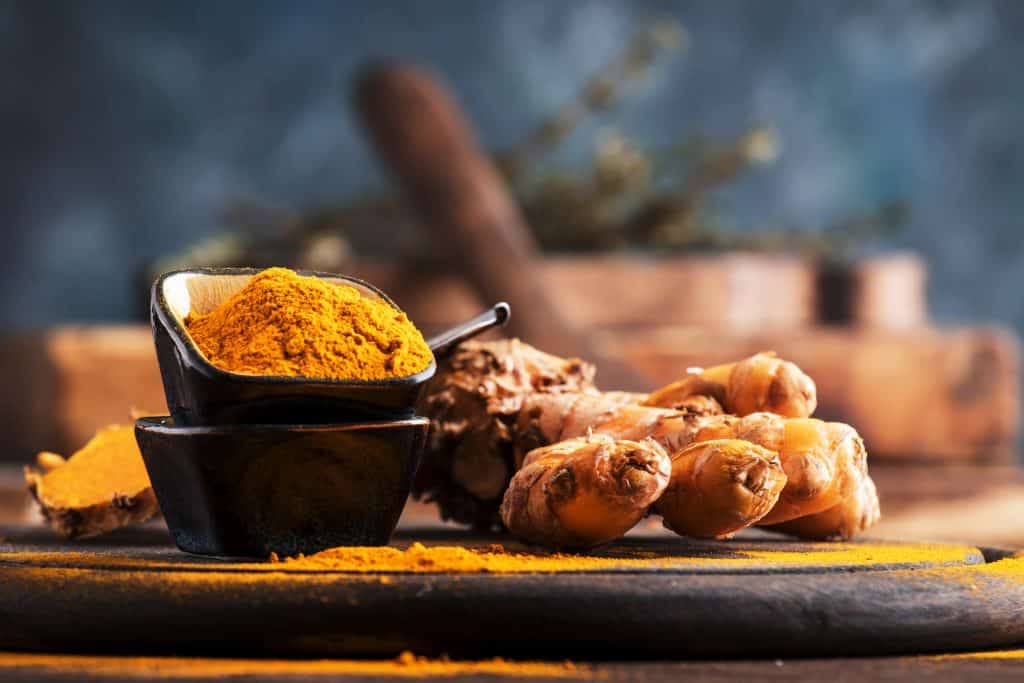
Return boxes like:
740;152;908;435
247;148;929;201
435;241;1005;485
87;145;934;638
264;540;976;574
0;651;590;679
185;268;432;381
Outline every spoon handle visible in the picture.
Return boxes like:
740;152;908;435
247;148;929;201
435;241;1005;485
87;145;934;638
427;302;511;358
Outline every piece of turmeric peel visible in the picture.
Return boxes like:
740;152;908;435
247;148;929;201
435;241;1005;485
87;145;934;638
24;424;158;539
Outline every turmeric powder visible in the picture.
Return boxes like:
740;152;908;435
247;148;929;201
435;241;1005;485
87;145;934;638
185;268;432;381
0;651;590;679
0;539;980;574
259;540;976;573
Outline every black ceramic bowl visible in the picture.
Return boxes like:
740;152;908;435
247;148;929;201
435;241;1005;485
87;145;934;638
135;416;429;557
151;267;437;426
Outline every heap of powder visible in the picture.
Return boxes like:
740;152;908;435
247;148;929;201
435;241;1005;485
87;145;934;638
185;268;432;381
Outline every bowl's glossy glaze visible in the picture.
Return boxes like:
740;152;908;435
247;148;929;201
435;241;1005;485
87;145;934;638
135;416;429;557
151;267;437;426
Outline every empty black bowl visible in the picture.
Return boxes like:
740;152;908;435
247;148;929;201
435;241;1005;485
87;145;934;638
135;416;429;557
151;267;437;426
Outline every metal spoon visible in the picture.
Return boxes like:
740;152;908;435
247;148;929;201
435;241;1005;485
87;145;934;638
427;302;511;358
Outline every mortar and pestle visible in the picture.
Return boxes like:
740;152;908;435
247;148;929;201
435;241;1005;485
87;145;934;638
136;267;509;557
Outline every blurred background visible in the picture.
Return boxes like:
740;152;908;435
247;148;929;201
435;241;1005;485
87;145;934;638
1;0;1021;329
1;0;1023;544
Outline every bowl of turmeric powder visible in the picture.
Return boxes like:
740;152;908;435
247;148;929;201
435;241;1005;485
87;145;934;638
151;267;437;425
135;414;430;556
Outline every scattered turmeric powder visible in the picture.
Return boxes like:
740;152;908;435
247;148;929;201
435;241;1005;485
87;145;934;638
0;540;981;574
0;651;591;679
929;649;1024;661
269;540;977;574
185;267;432;381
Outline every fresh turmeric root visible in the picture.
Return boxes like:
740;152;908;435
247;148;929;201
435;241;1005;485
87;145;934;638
419;339;877;545
25;424;158;539
418;342;816;530
644;351;817;418
499;434;671;549
681;413;869;527
416;339;598;529
515;392;711;463
512;381;873;542
514;393;788;541
765;460;880;540
654;439;787;539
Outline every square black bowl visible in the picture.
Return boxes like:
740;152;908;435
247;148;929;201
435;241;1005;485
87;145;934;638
151;267;437;426
135;415;429;557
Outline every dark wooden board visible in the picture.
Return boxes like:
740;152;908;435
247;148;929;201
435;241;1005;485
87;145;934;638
0;526;1021;659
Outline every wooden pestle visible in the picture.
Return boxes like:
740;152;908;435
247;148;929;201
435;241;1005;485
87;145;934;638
354;62;646;390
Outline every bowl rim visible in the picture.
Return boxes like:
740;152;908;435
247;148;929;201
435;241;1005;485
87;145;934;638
152;266;437;388
135;414;430;434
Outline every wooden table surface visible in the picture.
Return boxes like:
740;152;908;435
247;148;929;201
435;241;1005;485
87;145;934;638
5;466;1024;680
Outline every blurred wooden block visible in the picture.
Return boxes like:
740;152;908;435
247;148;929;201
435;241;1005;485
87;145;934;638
602;325;1019;461
0;326;165;462
351;254;816;335
354;253;934;335
846;254;928;329
818;253;928;329
0;320;1016;465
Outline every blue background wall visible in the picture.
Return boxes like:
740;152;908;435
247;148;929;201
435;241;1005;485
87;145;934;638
1;0;1021;333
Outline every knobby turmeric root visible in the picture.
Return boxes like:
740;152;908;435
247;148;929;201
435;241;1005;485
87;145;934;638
653;439;787;539
24;424;158;539
418;339;878;545
685;413;868;526
644;351;817;418
515;392;709;464
765;462;880;541
513;393;789;541
416;339;598;529
499;434;671;550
